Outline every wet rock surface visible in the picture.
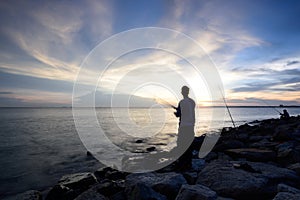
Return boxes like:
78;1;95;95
15;115;300;200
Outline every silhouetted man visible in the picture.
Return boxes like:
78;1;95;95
173;86;195;170
280;109;290;119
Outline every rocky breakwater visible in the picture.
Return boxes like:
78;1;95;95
16;115;300;200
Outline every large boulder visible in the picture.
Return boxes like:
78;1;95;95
128;183;167;200
126;172;187;200
46;172;97;200
225;148;276;162
15;190;42;200
213;140;245;152
273;192;300;200
197;161;269;199
175;184;217;200
196;160;300;199
74;187;107;200
277;183;300;194
288;163;300;175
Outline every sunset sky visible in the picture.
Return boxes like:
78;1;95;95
0;0;300;106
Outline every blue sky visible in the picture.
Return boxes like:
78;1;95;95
0;0;300;106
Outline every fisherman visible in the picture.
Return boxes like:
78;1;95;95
173;86;195;170
280;109;290;119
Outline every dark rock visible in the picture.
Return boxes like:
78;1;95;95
46;184;76;200
225;148;276;162
126;172;187;200
288;163;300;175
249;136;270;143
94;166;115;181
175;184;217;200
146;146;156;152
204;152;218;162
191;159;206;172
15;190;42;200
275;142;300;165
197;160;300;199
214;140;245;152
110;191;127;200
277;183;300;194
128;183;167;200
46;172;97;200
58;172;97;190
276;142;294;158
249;138;279;149
183;172;198;184
96;179;124;197
197;161;269;199
235;133;249;142
217;152;233;161
105;170;128;180
74;187;107;200
191;136;205;151
86;151;93;156
273;192;300;200
236;161;300;188
135;139;143;143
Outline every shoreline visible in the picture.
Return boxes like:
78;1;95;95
10;115;300;199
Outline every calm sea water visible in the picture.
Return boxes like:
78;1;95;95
1;107;300;198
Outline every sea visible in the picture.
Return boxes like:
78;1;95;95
1;107;300;198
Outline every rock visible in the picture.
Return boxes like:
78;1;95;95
273;192;300;200
110;191;127;200
183;172;198;184
128;183;167;200
135;139;143;143
94;166;115;181
197;161;269;198
96;179;124;197
87;151;93;156
146;146;156;152
191;136;205;151
58;172;97;190
191;159;206;172
105;170;128;180
288;163;300;175
126;172;187;200
276;142;294;158
175;184;217;200
273;126;292;141
277;183;300;194
46;172;97;200
213;140;245;152
225;148;276;162
15;190;42;200
196;160;299;199
249;138;279;149
217;152;232;161
249;162;299;187
74;187;107;200
204;152;218;162
275;142;300;165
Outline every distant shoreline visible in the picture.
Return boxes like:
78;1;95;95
1;106;300;109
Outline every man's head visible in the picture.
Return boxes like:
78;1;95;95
181;86;189;98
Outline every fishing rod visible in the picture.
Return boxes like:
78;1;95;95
219;87;236;128
261;100;282;114
154;97;176;108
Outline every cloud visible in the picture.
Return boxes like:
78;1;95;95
287;60;299;66
0;91;13;94
0;0;113;82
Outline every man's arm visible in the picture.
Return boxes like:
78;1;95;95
173;103;181;118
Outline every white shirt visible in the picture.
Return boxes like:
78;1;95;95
179;97;195;127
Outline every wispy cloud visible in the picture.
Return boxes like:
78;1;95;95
0;0;113;82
